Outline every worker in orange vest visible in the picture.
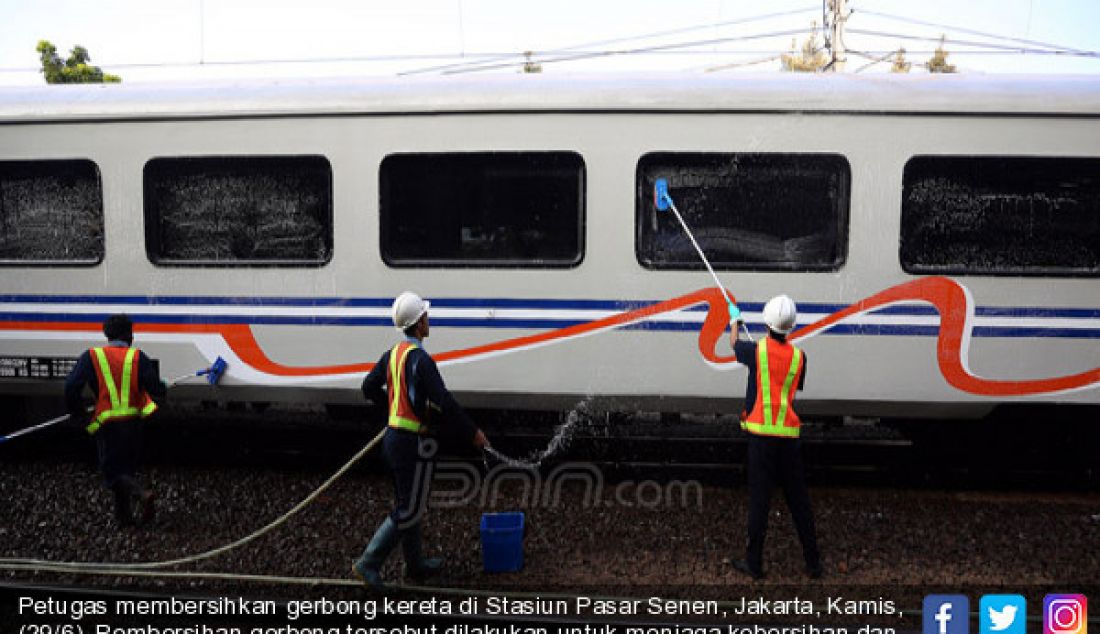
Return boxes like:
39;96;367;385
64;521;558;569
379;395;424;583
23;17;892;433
729;295;822;580
64;314;166;526
352;292;489;588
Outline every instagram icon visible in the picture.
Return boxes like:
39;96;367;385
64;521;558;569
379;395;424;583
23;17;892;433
1045;595;1087;634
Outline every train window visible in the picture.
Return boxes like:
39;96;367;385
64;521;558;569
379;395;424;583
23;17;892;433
380;152;584;268
636;153;849;271
144;156;333;266
901;156;1100;276
0;160;103;265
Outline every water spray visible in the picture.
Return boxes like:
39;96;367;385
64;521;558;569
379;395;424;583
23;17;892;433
483;399;596;469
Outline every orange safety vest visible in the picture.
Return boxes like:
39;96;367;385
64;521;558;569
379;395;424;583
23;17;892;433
87;345;158;434
387;341;424;433
741;337;804;438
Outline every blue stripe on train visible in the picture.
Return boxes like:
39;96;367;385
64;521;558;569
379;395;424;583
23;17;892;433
3;294;1100;319
2;312;1100;339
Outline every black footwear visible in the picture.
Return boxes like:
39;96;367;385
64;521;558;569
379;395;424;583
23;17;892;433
138;491;156;526
731;559;764;580
807;562;824;579
111;483;135;526
406;558;444;583
402;523;444;583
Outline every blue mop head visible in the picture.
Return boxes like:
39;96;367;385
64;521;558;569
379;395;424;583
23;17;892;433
654;178;672;211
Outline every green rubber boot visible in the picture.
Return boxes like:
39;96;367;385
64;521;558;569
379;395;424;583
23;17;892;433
352;517;400;589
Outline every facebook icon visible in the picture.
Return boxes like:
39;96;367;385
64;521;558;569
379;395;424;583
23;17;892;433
925;595;970;634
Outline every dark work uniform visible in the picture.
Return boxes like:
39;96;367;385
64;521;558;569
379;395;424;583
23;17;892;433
64;340;166;524
734;338;820;575
360;337;477;528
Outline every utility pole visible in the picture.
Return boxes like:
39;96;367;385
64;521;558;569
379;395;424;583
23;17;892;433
828;0;847;72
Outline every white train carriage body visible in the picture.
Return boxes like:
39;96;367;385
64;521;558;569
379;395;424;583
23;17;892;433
0;74;1098;418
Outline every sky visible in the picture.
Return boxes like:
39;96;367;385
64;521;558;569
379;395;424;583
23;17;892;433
1;0;1099;85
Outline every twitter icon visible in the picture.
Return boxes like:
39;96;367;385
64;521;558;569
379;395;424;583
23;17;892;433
981;595;1027;634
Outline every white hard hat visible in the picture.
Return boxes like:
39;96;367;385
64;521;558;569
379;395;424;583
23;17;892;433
762;294;797;334
392;291;430;331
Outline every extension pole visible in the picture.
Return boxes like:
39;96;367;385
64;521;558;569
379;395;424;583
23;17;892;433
0;412;72;444
654;179;753;341
0;357;227;444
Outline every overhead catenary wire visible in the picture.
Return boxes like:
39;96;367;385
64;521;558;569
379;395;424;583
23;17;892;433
4;7;1094;77
692;48;1054;70
703;53;784;73
442;28;812;75
847;48;944;73
397;5;819;76
855;8;1095;56
0;6;820;76
10;45;1044;77
850;48;903;73
4;6;1098;78
708;5;1100;73
839;49;1099;56
846;28;1100;59
0;53;522;74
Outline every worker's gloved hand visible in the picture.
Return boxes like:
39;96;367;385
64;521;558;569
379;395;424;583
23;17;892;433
728;303;742;322
473;429;490;449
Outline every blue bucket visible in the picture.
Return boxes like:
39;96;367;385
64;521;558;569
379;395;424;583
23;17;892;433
480;512;524;572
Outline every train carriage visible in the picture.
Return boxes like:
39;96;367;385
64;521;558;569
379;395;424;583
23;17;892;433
1;73;1098;420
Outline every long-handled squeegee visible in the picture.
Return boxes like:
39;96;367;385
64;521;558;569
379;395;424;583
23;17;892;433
654;178;753;342
164;356;228;388
0;356;228;444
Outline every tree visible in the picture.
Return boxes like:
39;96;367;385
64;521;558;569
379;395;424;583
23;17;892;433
36;40;121;84
891;48;912;73
781;23;828;72
927;36;957;74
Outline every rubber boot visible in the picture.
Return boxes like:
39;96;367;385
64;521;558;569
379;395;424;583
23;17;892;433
352;517;400;589
401;523;443;583
138;489;156;526
110;478;138;526
731;559;764;580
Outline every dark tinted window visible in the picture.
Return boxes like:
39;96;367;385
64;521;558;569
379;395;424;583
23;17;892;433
381;152;584;267
636;153;849;270
0;160;103;264
902;156;1100;276
144;156;332;266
